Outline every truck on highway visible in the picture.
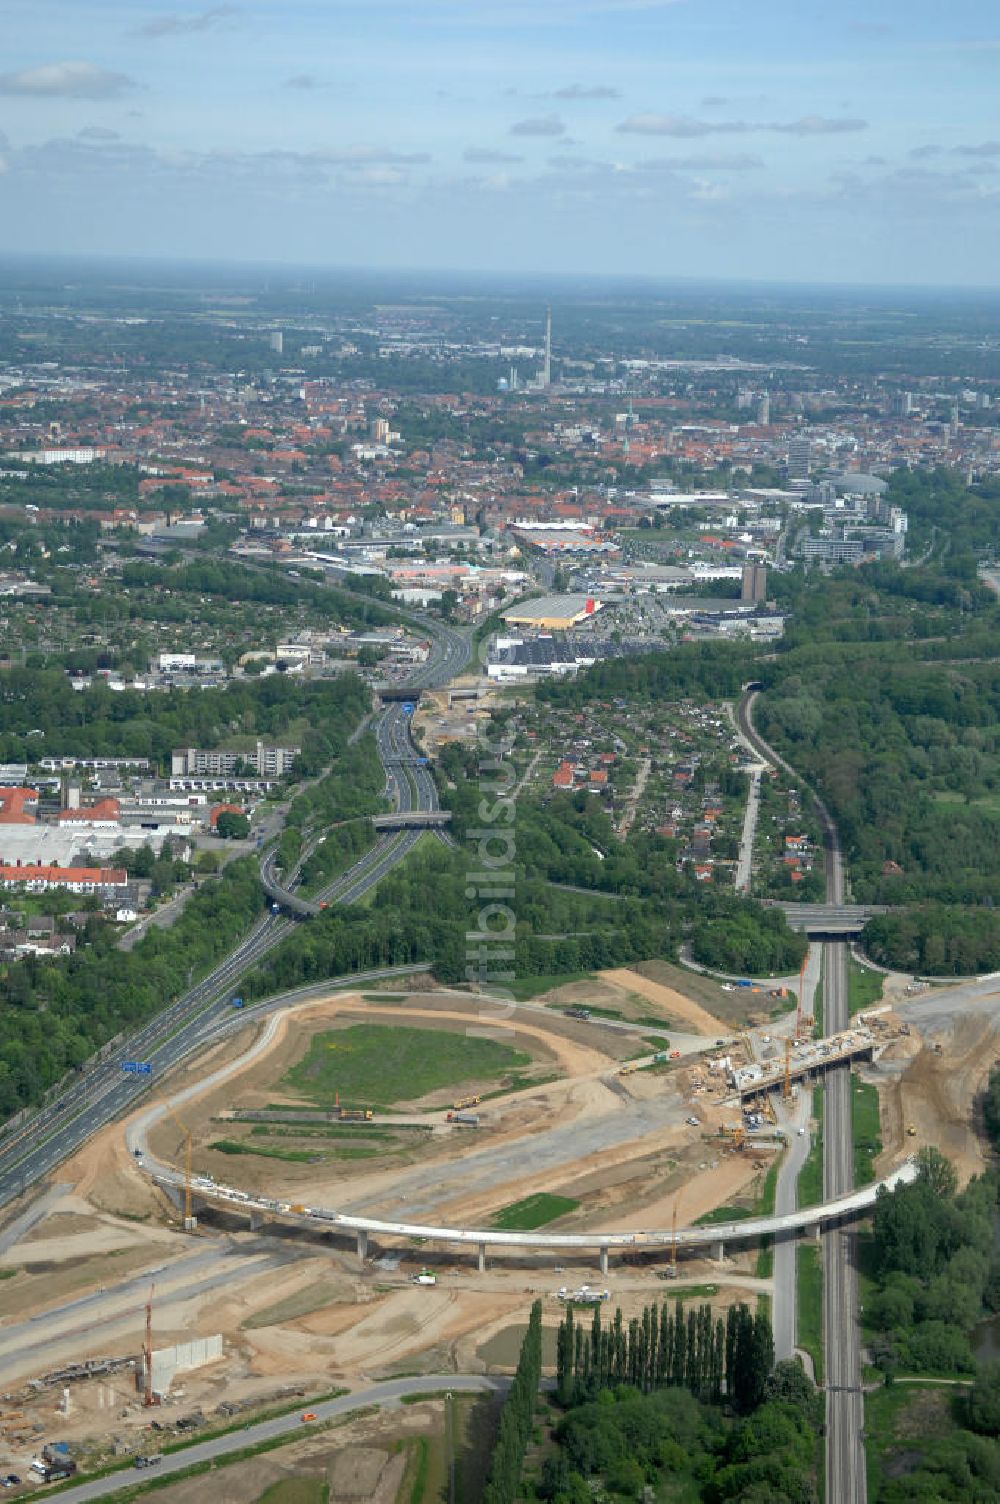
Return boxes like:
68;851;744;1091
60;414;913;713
452;1095;480;1110
231;996;243;1009
338;1106;373;1121
446;1111;480;1126
412;1270;437;1286
564;1007;591;1021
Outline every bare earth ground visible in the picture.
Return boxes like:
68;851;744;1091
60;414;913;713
875;1007;1000;1186
597;968;729;1037
0;963;868;1478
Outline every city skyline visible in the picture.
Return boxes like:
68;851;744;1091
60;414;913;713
2;0;1000;285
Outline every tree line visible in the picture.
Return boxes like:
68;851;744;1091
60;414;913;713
483;1298;543;1504
556;1298;774;1415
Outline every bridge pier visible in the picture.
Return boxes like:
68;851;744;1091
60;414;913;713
183;1215;198;1233
356;1230;369;1262
712;1240;725;1264
805;1223;820;1242
599;1246;609;1277
248;1212;264;1233
478;1243;486;1274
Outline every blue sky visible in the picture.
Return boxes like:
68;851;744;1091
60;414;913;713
2;0;1000;284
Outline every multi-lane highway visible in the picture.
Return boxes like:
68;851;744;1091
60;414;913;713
0;611;471;1215
740;689;868;1501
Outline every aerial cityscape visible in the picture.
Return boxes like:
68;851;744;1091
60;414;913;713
1;4;1000;1504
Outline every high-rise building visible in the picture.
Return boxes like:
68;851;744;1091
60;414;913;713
741;563;768;603
787;435;811;480
269;330;284;355
891;391;914;417
542;306;552;388
756;393;770;426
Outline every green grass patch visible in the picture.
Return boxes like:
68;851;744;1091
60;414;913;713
798;1092;824;1207
848;955;885;1017
209;1139;319;1163
661;1282;720;1300
756;1158;780;1217
754;1159;781;1278
404;1435;430;1504
491;1192;580;1230
852;1076;882;1188
694;1202;754;1226
797;1243;823;1384
510;971;592;1000
864;1381;958;1502
932;790;1000;817
282;1023;530;1109
256;1482;329;1504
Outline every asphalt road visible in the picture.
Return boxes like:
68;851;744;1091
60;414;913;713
771;1092;811;1363
739;690;867;1499
0;616;471;1216
50;1374;505;1503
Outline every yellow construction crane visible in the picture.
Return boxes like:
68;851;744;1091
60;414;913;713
783;1037;792;1100
159;1098;194;1229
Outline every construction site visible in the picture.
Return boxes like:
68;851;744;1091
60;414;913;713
0;955;992;1497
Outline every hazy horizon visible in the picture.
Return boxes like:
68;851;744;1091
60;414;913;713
3;1;1000;288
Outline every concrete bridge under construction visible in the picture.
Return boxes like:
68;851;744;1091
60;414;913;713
148;1159;918;1273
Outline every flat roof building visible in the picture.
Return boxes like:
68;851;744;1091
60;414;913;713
502;595;601;631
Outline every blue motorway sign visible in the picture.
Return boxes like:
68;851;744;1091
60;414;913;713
122;1061;152;1076
402;702;415;715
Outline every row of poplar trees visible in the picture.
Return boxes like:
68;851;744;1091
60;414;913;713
556;1298;774;1414
483;1298;544;1504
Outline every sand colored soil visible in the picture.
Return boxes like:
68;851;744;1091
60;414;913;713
598;968;727;1037
877;1011;1000;1186
111;1407;434;1504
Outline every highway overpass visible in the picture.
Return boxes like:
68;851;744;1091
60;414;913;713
774;902;890;936
372;811;452;830
151;1158;919;1274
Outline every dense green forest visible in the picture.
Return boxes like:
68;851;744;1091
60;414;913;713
534;551;999;972
867;1150;1000;1378
530;1300;821;1503
242;740;806;999
0;858;263;1117
0;668;371;774
756;561;1000;970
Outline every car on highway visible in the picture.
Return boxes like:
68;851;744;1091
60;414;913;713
301;1411;317;1423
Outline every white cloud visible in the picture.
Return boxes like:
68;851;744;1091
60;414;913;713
953;141;1000;157
552;83;620;100
772;116;867;136
463;147;524;163
0;61;135;99
78;126;121;142
640;153;763;170
510;114;566;137
134;6;240;38
616;113;866;138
